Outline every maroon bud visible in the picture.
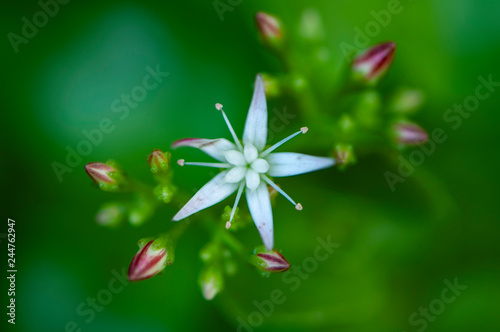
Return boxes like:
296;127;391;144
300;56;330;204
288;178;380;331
255;12;283;43
85;162;116;184
128;240;168;282
352;42;395;84
393;121;429;146
250;247;290;273
148;149;171;174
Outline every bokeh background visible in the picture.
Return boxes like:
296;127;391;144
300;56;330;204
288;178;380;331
2;0;500;331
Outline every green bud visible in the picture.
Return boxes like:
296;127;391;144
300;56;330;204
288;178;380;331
334;144;356;170
298;8;325;41
222;249;238;276
352;91;381;129
222;205;242;231
199;264;224;301
95;202;127;227
389;88;425;114
200;242;220;263
338;114;356;139
154;184;176;204
128;195;154;226
261;73;281;98
290;74;307;93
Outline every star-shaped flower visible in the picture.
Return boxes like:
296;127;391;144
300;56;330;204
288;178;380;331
172;75;335;250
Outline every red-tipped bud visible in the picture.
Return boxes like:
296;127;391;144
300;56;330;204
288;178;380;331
392;121;429;146
250;247;290;274
128;236;173;282
148;149;171;174
255;12;283;45
85;162;115;184
85;160;128;192
352;42;395;84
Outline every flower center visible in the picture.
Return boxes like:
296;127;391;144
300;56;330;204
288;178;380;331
223;144;269;190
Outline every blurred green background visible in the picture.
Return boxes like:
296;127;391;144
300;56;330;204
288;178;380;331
2;0;500;331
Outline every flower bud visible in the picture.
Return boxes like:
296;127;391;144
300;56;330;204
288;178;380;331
148;149;171;175
199;265;224;301
390;88;425;114
96;202;127;227
250;246;290;274
334;144;356;169
392;121;428;146
128;196;154;226
154;184;176;204
298;8;325;41
85;162;115;184
261;73;281;98
84;160;128;192
255;12;283;46
222;205;240;230
222;249;238;276
352;91;381;129
352;42;395;85
128;235;174;282
200;242;219;263
337;114;356;141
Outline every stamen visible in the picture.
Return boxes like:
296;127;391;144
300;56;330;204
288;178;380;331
179;160;231;168
261;175;302;210
227;182;245;228
216;103;243;150
260;127;308;157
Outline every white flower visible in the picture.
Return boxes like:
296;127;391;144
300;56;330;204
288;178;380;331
172;75;335;250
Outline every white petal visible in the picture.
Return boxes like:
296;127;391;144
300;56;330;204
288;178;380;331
172;138;236;162
245;169;261;190
225;166;247;183
267;152;335;177
224;150;246;166
244;144;258;163
243;75;268;151
251;158;269;173
172;171;238;221
246;181;274;250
